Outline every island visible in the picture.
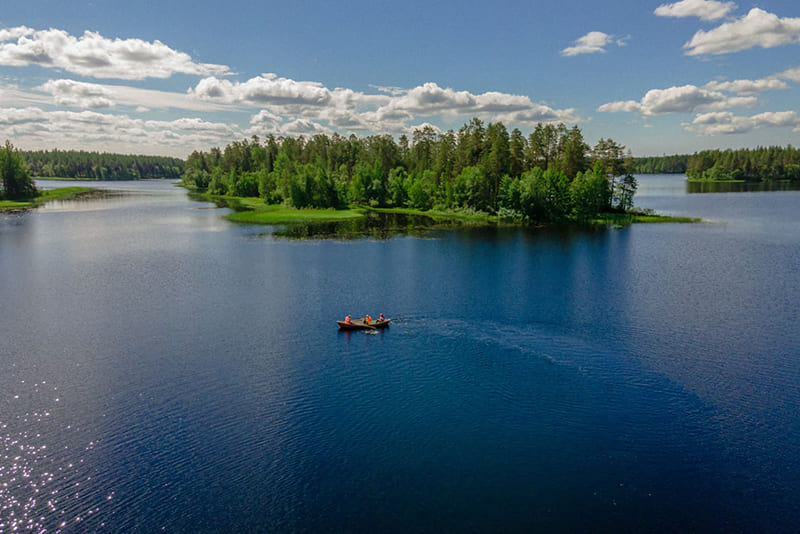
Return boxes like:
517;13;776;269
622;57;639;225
182;118;695;229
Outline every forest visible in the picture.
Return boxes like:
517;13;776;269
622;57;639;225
183;119;638;223
685;146;800;181
23;149;185;180
632;154;689;174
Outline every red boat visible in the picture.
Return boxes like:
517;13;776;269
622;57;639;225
337;318;391;330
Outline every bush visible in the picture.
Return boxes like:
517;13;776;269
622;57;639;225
1;141;37;200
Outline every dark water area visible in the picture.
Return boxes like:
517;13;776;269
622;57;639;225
686;179;800;194
1;177;799;532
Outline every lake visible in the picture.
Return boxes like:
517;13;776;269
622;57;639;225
1;176;799;533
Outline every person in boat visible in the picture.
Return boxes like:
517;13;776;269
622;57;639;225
379;313;385;322
365;314;371;324
344;315;352;324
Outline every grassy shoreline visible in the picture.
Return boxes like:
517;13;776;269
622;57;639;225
190;190;699;227
0;187;99;211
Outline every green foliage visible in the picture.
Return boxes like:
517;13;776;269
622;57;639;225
182;118;637;224
614;174;638;212
571;162;612;220
22;148;184;180
632;154;689;174
685;146;800;181
1;141;38;200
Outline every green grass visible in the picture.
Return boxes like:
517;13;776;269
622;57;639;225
227;205;366;224
0;187;97;211
593;211;701;225
191;191;366;224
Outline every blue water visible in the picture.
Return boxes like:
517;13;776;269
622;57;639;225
1;177;799;532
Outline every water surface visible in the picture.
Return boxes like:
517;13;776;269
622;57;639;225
1;177;798;532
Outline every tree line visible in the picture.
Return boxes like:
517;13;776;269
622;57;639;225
22;149;185;180
686;146;800;181
183;119;638;222
632;155;689;174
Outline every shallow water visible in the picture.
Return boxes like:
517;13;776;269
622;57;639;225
1;176;798;532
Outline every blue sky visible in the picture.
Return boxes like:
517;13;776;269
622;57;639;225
2;0;800;157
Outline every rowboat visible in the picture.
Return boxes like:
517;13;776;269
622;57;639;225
337;318;391;330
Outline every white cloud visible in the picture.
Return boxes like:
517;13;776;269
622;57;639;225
369;84;406;96
374;82;578;124
654;0;736;21
198;77;581;136
561;31;624;56
278;118;331;137
495;105;581;126
249;109;282;130
14;78;231;111
685;110;800;134
0;80;53;107
684;8;800;55
703;77;789;94
191;74;334;107
0;26;35;41
0;106;241;156
0;26;230;79
598;84;756;116
37;79;115;108
381;82;534;115
775;66;800;82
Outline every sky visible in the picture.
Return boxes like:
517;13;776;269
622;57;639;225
1;0;800;158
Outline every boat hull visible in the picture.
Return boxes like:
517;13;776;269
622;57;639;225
337;318;390;330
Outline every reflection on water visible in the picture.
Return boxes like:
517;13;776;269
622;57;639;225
198;194;502;239
275;212;466;239
0;381;108;533
687;180;800;194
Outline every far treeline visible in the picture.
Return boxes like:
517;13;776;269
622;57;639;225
633;146;800;181
686;146;800;181
632;154;689;174
23;149;185;180
184;119;638;223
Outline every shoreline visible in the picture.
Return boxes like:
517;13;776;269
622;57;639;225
0;187;99;212
189;190;700;228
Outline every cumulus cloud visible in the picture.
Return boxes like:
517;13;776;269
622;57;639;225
495;105;581;126
0;106;240;155
198;76;581;136
684;8;800;55
278;118;332;137
0;26;230;79
654;0;736;21
598;84;756;116
685;110;800;134
37;79;115;108
382;82;533;115
0;26;35;41
249;109;282;130
561;31;625;56
191;74;334;107
370;82;579;125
